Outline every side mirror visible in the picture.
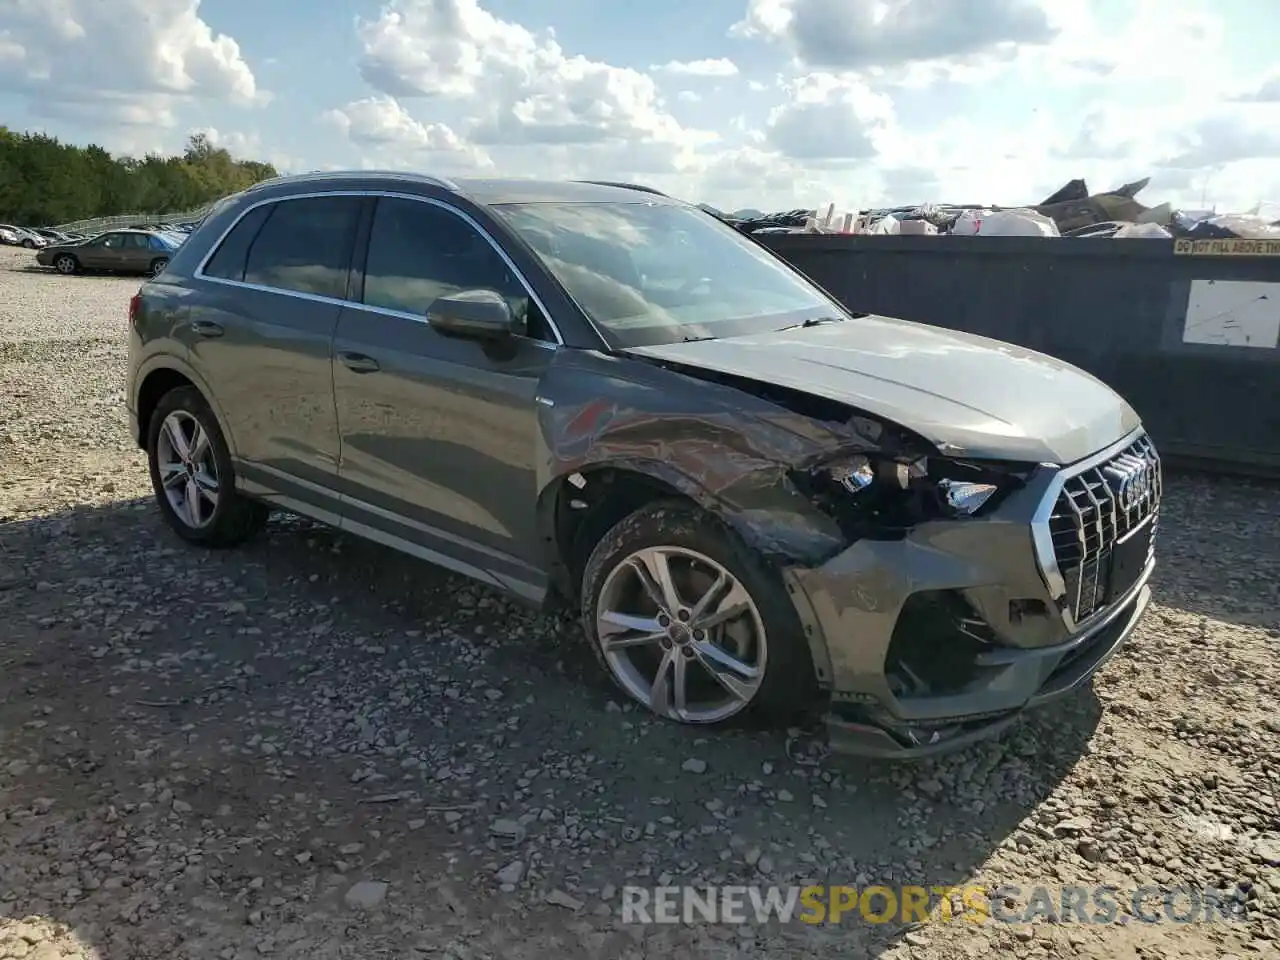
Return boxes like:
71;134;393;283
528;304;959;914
426;289;516;341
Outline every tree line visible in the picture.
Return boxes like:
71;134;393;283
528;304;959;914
0;129;280;227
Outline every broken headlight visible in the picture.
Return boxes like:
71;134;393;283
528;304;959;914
811;454;1023;530
827;453;925;494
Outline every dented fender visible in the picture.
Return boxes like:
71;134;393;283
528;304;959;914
533;349;862;563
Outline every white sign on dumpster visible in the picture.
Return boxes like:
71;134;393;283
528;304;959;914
1182;279;1280;349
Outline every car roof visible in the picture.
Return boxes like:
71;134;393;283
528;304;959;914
244;170;680;207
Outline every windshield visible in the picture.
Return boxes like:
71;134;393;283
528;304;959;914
492;201;844;348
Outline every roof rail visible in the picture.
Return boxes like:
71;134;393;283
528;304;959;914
246;170;459;192
576;180;668;197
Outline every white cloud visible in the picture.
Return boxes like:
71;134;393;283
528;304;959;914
765;73;895;161
731;0;1055;71
1233;68;1280;104
356;0;689;150
323;95;493;170
654;58;740;77
0;0;263;132
4;0;1277;217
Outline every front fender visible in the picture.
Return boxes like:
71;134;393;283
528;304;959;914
534;351;850;563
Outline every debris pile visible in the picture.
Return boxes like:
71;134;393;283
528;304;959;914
710;177;1280;243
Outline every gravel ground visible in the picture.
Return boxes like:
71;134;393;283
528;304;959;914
1;242;1277;959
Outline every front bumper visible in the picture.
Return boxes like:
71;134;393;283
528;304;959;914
783;430;1159;759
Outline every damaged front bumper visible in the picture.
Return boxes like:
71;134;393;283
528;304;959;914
782;435;1160;759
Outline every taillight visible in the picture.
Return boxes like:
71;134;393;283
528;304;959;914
129;292;142;324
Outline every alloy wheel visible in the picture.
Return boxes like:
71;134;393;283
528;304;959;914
595;545;766;723
156;410;220;529
55;256;76;274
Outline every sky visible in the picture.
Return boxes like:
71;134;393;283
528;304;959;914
2;0;1279;215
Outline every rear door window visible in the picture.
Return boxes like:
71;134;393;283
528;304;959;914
243;197;361;299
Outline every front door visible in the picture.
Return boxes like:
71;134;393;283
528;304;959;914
332;195;555;598
80;233;126;269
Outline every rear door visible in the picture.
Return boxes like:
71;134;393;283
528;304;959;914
189;194;363;505
119;233;152;271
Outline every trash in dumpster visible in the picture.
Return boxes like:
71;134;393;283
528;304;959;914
1180;214;1280;241
951;208;1060;237
1112;222;1173;239
705;174;1279;247
1032;177;1152;232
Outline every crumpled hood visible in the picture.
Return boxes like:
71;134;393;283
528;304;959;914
624;315;1141;464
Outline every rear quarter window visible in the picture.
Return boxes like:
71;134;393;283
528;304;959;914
200;204;273;282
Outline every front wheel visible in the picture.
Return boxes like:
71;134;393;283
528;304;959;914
149;257;169;277
146;386;268;547
580;500;818;726
21;238;35;249
54;254;78;275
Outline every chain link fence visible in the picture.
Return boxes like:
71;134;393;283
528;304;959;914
49;202;219;236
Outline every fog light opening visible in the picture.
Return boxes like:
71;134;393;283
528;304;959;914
886;591;997;698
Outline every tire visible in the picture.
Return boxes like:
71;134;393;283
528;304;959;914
580;499;818;727
149;257;169;277
146;385;268;547
54;254;78;275
22;238;35;249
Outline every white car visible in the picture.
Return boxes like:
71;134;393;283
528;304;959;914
0;225;46;249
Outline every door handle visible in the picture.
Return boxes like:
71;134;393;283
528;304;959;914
190;319;223;338
338;351;380;373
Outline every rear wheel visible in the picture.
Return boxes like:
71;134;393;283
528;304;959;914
146;386;268;547
54;254;78;275
580;500;818;726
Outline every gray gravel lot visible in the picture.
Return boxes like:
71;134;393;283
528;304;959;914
1;243;1277;959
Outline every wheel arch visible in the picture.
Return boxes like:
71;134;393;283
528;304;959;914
537;459;756;607
133;358;238;457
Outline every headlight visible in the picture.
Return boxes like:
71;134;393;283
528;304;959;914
936;479;999;516
812;453;1015;521
824;453;927;494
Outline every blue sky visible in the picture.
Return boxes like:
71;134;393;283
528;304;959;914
2;0;1278;213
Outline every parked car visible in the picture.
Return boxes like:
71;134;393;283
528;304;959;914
36;228;181;276
0;224;45;248
31;228;72;243
125;172;1161;758
18;226;48;248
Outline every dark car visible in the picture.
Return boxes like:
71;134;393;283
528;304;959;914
124;172;1161;758
37;228;180;276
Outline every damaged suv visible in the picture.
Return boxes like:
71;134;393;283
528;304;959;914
126;172;1161;757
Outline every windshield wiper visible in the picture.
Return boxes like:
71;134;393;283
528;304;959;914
776;315;844;332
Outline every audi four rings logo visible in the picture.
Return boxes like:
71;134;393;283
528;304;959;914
1104;455;1155;512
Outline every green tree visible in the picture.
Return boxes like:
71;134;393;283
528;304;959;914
0;130;281;226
